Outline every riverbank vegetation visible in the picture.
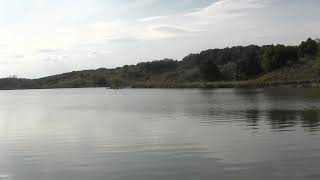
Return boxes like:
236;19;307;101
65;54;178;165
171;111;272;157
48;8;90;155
0;38;319;89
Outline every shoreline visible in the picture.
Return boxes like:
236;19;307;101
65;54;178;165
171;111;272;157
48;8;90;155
128;79;320;89
0;80;320;91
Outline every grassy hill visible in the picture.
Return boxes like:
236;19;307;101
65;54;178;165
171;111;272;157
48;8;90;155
0;38;319;90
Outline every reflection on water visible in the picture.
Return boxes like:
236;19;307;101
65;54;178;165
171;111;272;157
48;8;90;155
198;88;320;131
0;88;319;180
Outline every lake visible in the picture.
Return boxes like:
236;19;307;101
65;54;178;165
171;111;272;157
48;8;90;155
0;88;319;180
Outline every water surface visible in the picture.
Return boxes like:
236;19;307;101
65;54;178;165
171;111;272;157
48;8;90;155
0;88;319;180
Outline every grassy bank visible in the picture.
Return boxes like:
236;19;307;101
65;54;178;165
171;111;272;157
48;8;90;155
129;79;320;89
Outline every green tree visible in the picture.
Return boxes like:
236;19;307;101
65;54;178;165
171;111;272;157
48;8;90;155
181;54;202;68
236;52;262;80
199;60;222;81
261;45;298;72
93;75;107;86
220;62;237;80
299;38;318;57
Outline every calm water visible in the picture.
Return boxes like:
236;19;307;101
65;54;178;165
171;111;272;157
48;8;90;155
0;88;320;180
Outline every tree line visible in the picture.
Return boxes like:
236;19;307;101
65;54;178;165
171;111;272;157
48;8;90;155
113;38;319;84
0;38;319;89
195;38;319;81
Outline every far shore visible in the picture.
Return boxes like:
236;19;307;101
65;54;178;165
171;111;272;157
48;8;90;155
0;80;320;91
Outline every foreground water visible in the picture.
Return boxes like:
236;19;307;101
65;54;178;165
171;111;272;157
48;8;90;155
0;88;319;180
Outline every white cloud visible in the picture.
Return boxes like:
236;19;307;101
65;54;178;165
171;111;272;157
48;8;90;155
0;0;269;64
138;16;167;22
186;0;270;24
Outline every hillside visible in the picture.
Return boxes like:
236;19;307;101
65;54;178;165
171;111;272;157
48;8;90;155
0;38;319;90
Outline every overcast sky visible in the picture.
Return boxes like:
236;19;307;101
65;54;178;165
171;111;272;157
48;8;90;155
0;0;319;78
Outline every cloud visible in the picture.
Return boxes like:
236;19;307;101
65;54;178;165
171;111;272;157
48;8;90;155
187;0;270;22
138;16;167;22
87;50;112;58
0;0;274;71
42;57;61;62
132;0;270;40
0;0;270;60
13;54;25;59
35;48;66;54
129;0;160;7
108;37;141;44
154;25;205;34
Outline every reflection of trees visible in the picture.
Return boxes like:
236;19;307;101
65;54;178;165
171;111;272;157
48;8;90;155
301;110;320;131
198;89;320;132
266;110;299;130
263;109;320;131
246;109;260;127
235;89;263;128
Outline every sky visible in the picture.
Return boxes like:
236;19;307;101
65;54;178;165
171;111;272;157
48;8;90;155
0;0;319;78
